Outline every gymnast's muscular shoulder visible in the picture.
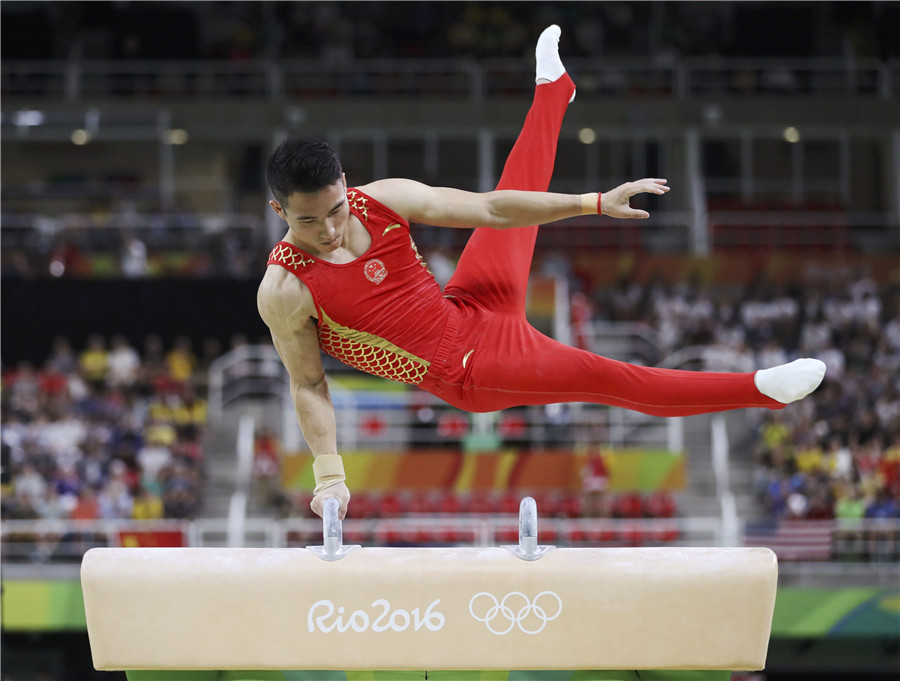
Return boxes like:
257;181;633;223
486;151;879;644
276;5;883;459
257;264;318;337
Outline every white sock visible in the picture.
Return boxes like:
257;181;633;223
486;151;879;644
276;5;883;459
535;25;566;84
754;358;826;404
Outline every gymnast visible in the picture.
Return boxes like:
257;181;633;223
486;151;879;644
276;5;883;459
257;26;826;519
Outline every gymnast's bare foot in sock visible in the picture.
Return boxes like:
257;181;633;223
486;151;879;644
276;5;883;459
754;358;826;404
535;24;576;101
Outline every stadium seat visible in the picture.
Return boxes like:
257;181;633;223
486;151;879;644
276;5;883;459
560;493;584;518
615;492;645;519
646;490;677;518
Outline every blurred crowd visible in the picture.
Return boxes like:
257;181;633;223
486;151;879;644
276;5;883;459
2;261;898;562
1;334;220;537
592;266;900;521
4;1;897;63
2;206;266;280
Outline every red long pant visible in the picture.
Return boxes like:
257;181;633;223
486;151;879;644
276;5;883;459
419;75;783;416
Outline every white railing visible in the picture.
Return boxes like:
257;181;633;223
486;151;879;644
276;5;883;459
226;414;257;548
3;517;898;562
3;57;898;100
208;336;781;461
205;346;683;453
711;415;740;548
0;516;722;558
207;345;291;418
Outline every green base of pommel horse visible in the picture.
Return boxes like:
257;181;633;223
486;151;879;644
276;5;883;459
81;498;777;681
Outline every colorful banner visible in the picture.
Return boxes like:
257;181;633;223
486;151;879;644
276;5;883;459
772;587;900;637
3;579;898;641
281;449;684;493
118;529;186;548
1;580;87;631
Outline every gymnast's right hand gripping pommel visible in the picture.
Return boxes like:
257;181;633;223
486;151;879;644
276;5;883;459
311;454;350;519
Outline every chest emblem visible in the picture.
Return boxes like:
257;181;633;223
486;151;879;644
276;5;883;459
364;258;388;284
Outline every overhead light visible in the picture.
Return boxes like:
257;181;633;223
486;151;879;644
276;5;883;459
578;128;597;145
71;129;91;145
782;126;800;144
164;129;189;145
50;260;65;277
15;110;44;127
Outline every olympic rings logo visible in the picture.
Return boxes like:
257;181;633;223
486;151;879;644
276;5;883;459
468;591;562;635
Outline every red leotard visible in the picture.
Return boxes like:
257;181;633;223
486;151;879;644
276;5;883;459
267;75;782;416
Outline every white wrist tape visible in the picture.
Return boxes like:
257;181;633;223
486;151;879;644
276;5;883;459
312;454;345;495
581;192;601;215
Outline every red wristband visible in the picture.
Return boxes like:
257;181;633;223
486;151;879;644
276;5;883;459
597;192;602;215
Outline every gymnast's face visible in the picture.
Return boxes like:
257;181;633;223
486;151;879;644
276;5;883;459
269;175;351;256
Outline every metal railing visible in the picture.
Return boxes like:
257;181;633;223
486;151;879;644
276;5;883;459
203;342;687;454
3;56;898;101
207;344;291;419
3;517;897;564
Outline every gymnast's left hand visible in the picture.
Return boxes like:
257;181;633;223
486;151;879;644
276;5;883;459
311;481;350;520
601;178;670;219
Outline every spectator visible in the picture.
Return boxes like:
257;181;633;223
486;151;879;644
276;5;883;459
120;230;148;278
70;486;100;521
132;486;165;521
35;486;69;520
2;333;216;548
252;425;281;505
865;488;899;520
12;462;48;506
107;335;142;387
136;436;173;494
47;336;78;375
98;461;135;519
172;386;207;441
79;334;109;390
165;336;196;385
580;451;610;517
163;487;197;519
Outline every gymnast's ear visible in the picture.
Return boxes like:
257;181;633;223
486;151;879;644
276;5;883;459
269;200;286;220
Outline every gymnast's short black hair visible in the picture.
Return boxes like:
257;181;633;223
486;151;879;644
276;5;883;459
265;138;343;204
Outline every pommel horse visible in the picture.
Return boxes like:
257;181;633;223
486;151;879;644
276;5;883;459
81;497;778;681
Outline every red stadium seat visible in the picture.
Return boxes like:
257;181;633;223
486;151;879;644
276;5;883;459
498;493;520;515
594;524;617;544
407;491;436;515
350;492;376;519
437;526;462;544
400;525;433;545
650;520;681;544
533;492;561;517
540;524;559;543
619;522;646;547
377;493;403;518
564;525;590;544
495;525;518;544
615;493;645;519
468;492;496;515
559;493;584;518
374;523;403;546
438;492;463;515
646;491;677;518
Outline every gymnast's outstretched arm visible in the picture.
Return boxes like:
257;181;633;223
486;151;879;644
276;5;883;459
359;176;670;230
258;266;350;519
